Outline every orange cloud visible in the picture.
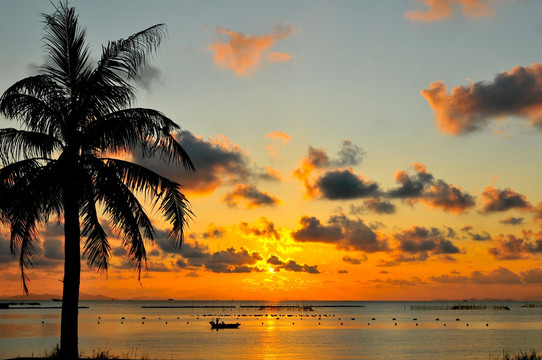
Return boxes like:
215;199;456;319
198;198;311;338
480;186;532;213
405;0;496;23
422;64;542;135
266;52;293;62
265;131;291;158
208;24;296;76
222;183;280;208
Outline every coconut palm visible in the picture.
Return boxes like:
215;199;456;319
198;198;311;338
0;2;194;358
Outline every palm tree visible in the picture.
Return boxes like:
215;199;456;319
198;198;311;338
0;2;194;358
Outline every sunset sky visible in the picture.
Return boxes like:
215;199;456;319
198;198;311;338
1;0;542;301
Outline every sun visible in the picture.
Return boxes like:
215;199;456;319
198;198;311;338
269;267;275;273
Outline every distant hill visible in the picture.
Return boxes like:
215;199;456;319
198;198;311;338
0;292;115;301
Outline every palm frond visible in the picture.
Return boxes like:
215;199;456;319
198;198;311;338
80;177;110;272
98;24;166;82
0;75;66;135
0;129;61;165
100;158;193;247
87;158;158;278
83;108;194;170
41;1;91;92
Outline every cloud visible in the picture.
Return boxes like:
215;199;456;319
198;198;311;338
208;24;296;76
222;183;280;208
265;131;291;159
361;198;397;214
43;239;63;260
342;255;367;264
391;226;461;263
431;267;522;285
480;186;531;213
422;64;542;135
488;233;542;260
316;169;380;200
405;0;496;23
204;247;263;273
467;231;492;241
521;268;542;284
0;236;13;264
499;216;524;225
239;217;280;241
293;141;371;199
291;214;388;253
387;163;475;213
136;65;161;91
134;130;273;195
156;238;265;274
266;254;320;274
201;224;226;239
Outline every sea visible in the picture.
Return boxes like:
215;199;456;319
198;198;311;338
1;300;542;359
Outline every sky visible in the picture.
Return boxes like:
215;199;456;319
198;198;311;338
1;0;542;301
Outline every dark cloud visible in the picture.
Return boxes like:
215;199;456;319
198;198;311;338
422;64;542;135
266;254;320;274
387;164;474;213
468;231;491;241
430;267;521;285
293;141;368;199
342;255;367;264
500;217;524;225
201;224;226;239
290;216;342;244
351;198;396;215
316;170;380;200
222;183;280;208
488;233;542;260
136;65;161;91
291;214;388;253
43;239;63;260
0;237;13;264
134;131;271;194
393;226;460;262
521;268;542;283
387;163;433;199
160;240;264;274
333;140;365;167
338;270;348;274
480;186;531;213
239;217;280;240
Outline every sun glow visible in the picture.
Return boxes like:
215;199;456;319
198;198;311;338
269;267;275;273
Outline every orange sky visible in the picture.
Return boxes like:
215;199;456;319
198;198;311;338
1;0;542;301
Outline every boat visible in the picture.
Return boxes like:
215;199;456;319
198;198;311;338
210;318;240;329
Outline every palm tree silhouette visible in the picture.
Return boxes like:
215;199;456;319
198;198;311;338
0;2;194;358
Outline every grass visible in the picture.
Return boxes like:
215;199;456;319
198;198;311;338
6;344;151;360
489;351;542;360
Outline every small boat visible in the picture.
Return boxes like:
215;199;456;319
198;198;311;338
210;318;240;329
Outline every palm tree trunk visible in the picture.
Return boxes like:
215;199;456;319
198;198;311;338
60;178;81;359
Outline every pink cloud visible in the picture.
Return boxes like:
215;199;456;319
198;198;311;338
208;24;296;76
405;0;496;23
422;64;542;135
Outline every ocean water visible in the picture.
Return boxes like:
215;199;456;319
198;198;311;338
1;300;542;359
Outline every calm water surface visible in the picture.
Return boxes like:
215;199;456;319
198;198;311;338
1;300;542;359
